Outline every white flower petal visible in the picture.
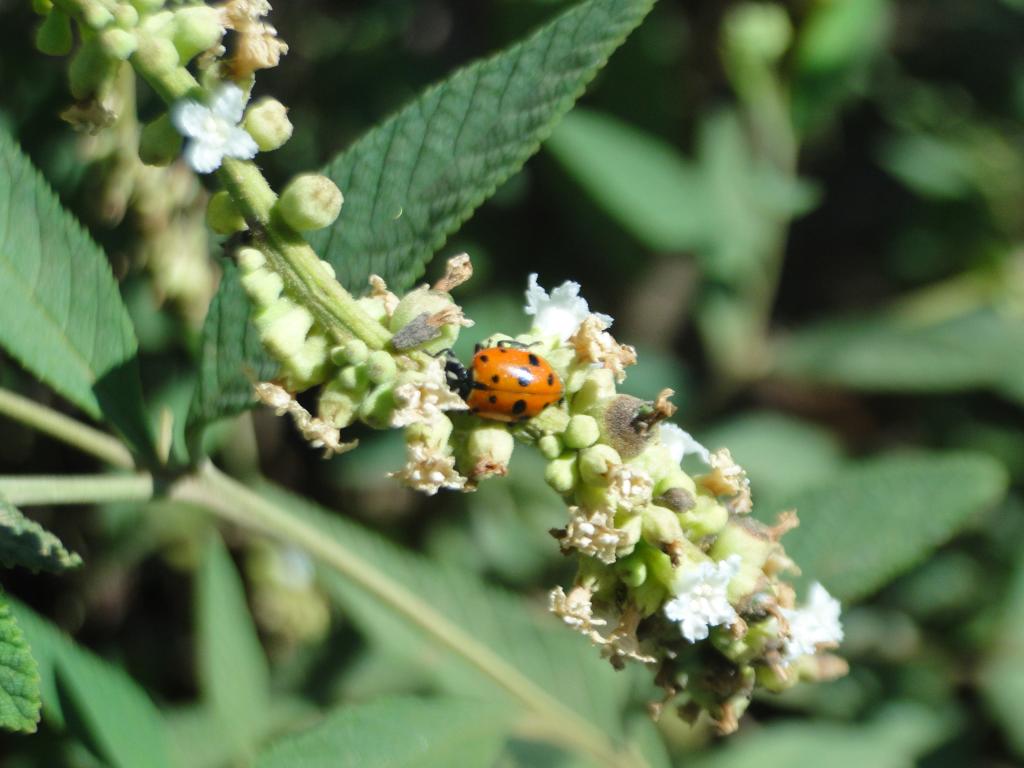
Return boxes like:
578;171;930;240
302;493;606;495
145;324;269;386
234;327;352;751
660;423;712;465
664;556;740;642
524;273;612;341
224;126;259;161
781;582;843;663
184;140;226;174
171;100;211;138
211;83;248;124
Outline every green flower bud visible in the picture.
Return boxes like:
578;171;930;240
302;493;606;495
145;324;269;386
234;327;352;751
206;190;247;235
365;350;397;384
338;364;369;393
280;333;330;391
358;383;397;429
32;0;52;15
569;368;616;412
99;28;137;60
318;381;358;428
243;97;293;152
171;5;224;62
237;246;266;272
36;10;72;56
578;444;621;487
537;434;562;460
355;296;389;325
275;174;343;232
131;34;179;78
615;551;648;588
653;466;698;498
723;2;792;66
464;424;515;478
678;495;729;539
69;36;117;100
388;287;460;354
131;0;165;13
331;338;368;366
641;504;685;547
406;415;453;450
259;302;314;359
113;4;139;29
239;264;285;309
521;405;569;436
632;544;672;615
544;452;578;495
139;113;182;166
78;0;114;28
563;414;599;449
708;518;775;601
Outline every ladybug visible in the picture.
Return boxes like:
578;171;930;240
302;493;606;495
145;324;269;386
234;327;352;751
444;341;563;422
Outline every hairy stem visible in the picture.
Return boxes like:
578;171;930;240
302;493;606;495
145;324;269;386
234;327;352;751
0;388;135;469
0;474;154;506
174;461;644;768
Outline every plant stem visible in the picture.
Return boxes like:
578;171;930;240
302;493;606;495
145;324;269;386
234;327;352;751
0;388;134;469
175;461;644;768
0;474;154;506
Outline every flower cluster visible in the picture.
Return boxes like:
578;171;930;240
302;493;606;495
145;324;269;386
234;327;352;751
241;250;845;731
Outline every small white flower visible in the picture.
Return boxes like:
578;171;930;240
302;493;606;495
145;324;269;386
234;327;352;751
390;359;468;427
664;555;742;642
660;423;712;465
608;465;653;511
524;274;613;341
171;83;259;173
560;507;628;564
389;439;466;495
781;582;843;663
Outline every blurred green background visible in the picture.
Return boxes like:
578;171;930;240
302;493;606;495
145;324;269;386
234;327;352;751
2;0;1024;765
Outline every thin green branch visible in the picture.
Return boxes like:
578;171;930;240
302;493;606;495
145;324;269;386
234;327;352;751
174;462;644;768
0;388;135;469
0;474;154;507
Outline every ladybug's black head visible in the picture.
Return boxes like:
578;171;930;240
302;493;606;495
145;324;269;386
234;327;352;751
441;351;471;400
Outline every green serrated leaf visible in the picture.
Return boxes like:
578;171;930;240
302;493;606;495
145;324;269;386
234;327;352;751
196;531;271;759
256;696;508;768
309;0;657;293
0;130;152;458
0;589;40;733
775;308;1024;402
0;496;82;572
546;108;706;252
10;599;172;768
186;260;276;443
252;481;632;743
779;452;1008;602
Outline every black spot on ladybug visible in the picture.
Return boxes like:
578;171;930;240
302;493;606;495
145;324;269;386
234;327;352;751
479;355;489;362
512;399;527;414
518;377;530;387
488;395;497;404
547;373;554;386
491;374;500;383
528;353;540;366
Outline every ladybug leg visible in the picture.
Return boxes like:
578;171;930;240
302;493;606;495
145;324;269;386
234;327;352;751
495;339;534;350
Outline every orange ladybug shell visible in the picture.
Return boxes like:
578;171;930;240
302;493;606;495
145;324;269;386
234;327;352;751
466;346;563;422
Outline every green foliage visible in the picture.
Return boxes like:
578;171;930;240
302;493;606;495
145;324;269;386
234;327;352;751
0;590;40;733
0;130;151;458
778;452;1008;602
0;496;81;572
979;548;1024;759
10;600;172;768
690;703;947;768
546;108;704;252
186;259;277;448
775;308;1024;404
195;530;271;759
308;0;657;293
255;696;508;768
255;482;632;740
